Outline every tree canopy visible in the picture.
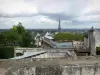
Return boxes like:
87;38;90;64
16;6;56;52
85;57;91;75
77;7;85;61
0;22;35;47
54;32;84;41
4;29;21;46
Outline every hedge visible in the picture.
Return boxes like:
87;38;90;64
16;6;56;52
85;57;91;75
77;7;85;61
0;46;14;59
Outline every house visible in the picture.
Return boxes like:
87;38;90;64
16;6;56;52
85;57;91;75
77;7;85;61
34;33;42;47
34;32;54;47
73;41;84;49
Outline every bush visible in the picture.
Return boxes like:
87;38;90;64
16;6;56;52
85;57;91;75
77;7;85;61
0;46;14;59
96;47;100;55
96;47;100;51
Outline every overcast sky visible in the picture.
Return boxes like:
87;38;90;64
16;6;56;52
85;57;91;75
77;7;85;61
0;0;100;29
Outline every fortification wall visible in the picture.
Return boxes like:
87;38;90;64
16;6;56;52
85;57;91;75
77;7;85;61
2;63;100;75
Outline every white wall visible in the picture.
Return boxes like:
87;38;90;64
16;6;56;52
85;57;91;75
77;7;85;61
93;30;100;47
73;41;84;49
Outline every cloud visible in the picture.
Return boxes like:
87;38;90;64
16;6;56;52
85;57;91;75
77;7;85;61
75;15;100;22
0;0;88;17
0;0;100;28
0;0;38;17
0;15;58;29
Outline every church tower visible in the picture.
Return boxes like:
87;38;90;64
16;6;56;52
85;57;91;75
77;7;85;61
88;26;96;56
58;16;61;33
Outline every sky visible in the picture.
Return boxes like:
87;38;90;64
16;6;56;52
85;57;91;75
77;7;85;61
0;0;100;29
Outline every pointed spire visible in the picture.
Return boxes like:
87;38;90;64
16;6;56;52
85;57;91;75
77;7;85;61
58;16;61;33
90;26;94;32
91;26;94;30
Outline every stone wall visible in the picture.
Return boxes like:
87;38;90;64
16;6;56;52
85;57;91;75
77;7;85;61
3;63;100;75
93;30;100;47
88;30;96;55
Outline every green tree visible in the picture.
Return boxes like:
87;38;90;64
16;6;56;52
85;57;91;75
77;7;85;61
16;22;26;35
0;32;6;45
4;29;22;46
84;32;88;38
54;32;84;41
13;25;17;31
20;31;31;47
0;22;35;47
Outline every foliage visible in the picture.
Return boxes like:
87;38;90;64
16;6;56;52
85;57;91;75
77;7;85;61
0;22;35;47
15;22;26;35
4;29;22;46
20;31;35;47
96;47;100;51
0;46;14;59
96;47;100;55
54;32;84;41
84;32;88;38
13;25;17;31
0;32;6;45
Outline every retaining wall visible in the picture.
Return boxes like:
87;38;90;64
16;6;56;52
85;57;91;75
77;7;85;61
4;63;100;75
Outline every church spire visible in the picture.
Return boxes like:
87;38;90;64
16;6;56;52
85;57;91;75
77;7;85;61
58;16;61;33
90;26;94;32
